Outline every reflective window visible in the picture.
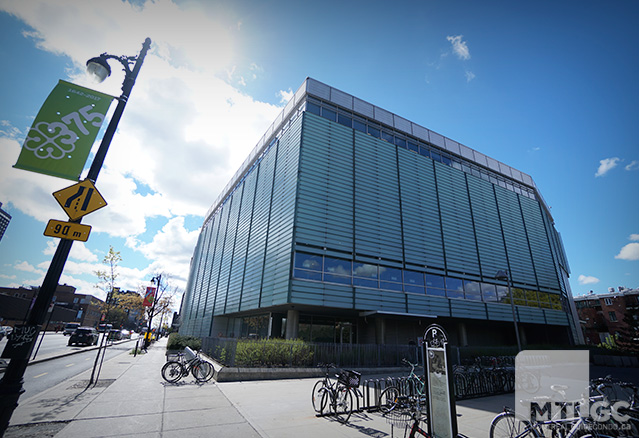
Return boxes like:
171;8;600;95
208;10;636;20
354;277;378;288
395;137;406;148
512;288;526;306
464;280;482;300
408;142;419;152
431;151;441;162
353;119;366;133
426;274;445;289
405;284;426;294
293;269;322;281
404;270;424;286
446;277;464;292
538;292;552;309
325;274;351;285
441;155;452;166
419;146;430;158
380;267;402;282
368;126;380;138
525;290;539;307
382;131;394;143
324;257;351;276
306;102;321;116
353;263;378;278
497;285;510;303
380;281;403;292
481;283;497;301
338;114;352;128
427;287;446;297
322;108;337;122
295;253;322;271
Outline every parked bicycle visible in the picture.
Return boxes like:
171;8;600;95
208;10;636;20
161;346;214;383
489;377;639;438
379;358;426;414
311;363;361;423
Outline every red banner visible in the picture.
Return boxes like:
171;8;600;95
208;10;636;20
143;286;156;307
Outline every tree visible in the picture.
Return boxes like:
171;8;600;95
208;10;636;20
94;246;122;324
141;273;178;343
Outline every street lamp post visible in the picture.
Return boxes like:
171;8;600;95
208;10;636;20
495;269;522;352
145;274;161;350
0;38;151;436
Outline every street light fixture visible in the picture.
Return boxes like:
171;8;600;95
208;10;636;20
495;269;522;352
0;38;151;436
145;274;161;350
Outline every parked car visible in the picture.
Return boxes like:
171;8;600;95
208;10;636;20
97;323;113;333
120;330;131;339
63;322;80;336
0;326;13;341
68;327;99;346
107;329;122;341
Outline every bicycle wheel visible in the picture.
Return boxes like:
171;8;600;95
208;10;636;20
331;385;354;423
192;360;214;382
312;380;328;413
489;411;541;438
162;361;185;383
379;386;401;414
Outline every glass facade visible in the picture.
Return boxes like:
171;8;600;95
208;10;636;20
180;78;577;344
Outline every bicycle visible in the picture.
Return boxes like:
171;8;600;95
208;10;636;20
311;363;361;423
161;346;214;383
379;358;426;414
489;378;632;438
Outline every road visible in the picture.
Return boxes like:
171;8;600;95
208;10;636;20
1;331;140;402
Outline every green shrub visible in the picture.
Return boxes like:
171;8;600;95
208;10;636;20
234;339;313;367
167;333;202;351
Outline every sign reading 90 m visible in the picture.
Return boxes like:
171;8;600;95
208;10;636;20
44;220;91;242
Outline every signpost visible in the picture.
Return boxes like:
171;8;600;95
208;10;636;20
44;219;91;242
53;179;107;220
423;324;458;438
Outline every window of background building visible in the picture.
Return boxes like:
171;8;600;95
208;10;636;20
353;262;378;288
464;280;482;300
426;274;446;297
446;277;464;299
604;298;612;305
380;266;403;291
324;257;351;285
404;270;425;294
609;311;617;322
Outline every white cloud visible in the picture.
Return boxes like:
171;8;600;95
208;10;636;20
447;35;471;60
578;275;600;285
615;242;639;261
630;234;639;241
279;88;294;104
595;157;620;177
625;160;639;171
0;0;291;301
14;261;45;276
465;71;476;82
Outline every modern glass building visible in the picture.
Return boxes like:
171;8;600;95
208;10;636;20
179;78;582;347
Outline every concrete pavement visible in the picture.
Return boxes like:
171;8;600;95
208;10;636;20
4;336;513;438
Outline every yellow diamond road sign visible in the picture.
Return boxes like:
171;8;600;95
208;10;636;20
53;179;107;220
44;220;92;242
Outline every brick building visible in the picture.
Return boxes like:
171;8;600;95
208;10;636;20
574;287;639;346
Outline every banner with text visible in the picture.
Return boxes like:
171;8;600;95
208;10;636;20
14;80;114;181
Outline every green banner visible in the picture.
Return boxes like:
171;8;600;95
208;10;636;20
14;80;114;181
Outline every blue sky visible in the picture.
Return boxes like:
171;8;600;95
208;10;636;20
0;0;637;311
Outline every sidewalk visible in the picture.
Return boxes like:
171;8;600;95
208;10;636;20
5;338;508;438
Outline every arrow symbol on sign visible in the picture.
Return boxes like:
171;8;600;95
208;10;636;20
64;186;85;208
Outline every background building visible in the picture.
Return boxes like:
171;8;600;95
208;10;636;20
179;78;581;348
575;287;639;347
0;284;103;329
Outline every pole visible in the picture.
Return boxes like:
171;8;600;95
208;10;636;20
0;38;151;436
144;274;160;350
506;274;522;352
